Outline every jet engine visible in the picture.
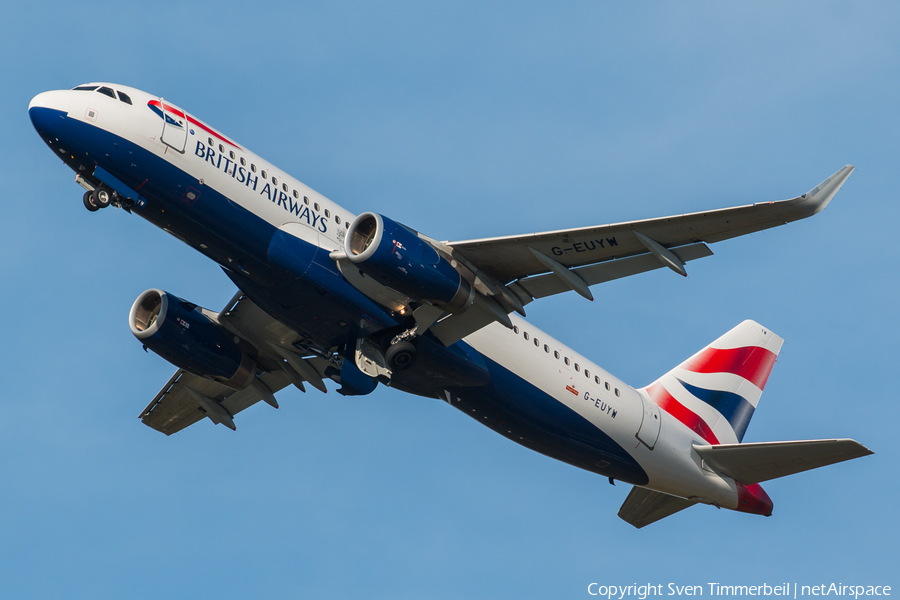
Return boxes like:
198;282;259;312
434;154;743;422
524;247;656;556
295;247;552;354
129;289;256;390
344;213;472;313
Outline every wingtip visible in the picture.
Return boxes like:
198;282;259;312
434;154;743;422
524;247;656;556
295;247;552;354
800;165;855;216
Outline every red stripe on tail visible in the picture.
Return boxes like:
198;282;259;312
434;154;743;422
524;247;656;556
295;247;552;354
645;383;719;445
682;346;777;390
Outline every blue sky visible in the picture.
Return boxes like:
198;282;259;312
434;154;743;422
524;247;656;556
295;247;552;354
2;2;897;598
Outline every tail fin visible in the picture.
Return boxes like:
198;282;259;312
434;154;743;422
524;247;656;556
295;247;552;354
640;320;784;444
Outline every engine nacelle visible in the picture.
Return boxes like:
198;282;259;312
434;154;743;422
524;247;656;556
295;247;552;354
129;289;256;390
344;213;472;313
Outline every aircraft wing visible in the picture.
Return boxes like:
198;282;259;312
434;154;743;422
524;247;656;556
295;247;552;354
445;166;854;299
139;293;332;435
139;368;292;434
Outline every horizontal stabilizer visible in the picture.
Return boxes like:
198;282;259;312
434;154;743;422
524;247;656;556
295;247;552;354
693;439;873;485
617;486;697;529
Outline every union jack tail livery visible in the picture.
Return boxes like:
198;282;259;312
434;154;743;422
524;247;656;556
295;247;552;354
642;320;783;445
619;321;869;528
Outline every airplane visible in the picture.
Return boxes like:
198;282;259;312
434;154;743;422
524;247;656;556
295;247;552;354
28;82;872;528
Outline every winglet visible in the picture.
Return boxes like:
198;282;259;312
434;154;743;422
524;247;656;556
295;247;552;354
798;165;855;216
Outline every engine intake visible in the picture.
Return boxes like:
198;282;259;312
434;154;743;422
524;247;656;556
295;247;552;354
129;289;256;390
345;213;472;313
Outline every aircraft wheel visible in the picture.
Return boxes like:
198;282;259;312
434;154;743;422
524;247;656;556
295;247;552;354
93;186;111;209
83;190;100;212
386;341;417;371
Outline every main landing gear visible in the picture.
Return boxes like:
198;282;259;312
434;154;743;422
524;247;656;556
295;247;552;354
82;185;113;212
385;340;417;371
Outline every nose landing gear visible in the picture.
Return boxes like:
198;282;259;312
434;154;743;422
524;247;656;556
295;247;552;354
83;190;100;212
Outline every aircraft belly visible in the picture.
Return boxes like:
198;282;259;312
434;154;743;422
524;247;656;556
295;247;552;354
446;352;649;485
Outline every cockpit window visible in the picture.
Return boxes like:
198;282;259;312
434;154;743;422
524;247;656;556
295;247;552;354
96;86;116;99
72;85;98;91
117;91;132;105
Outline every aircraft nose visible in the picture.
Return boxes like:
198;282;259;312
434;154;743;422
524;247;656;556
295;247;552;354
28;90;71;136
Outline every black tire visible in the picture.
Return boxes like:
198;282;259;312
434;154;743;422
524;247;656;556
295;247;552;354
93;187;111;209
83;190;100;212
386;341;417;371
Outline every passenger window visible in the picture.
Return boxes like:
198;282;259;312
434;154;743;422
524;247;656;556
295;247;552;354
314;203;320;211
345;222;350;229
615;388;620;397
218;144;224;153
262;171;267;179
533;338;539;347
240;157;246;166
544;344;549;353
283;183;289;192
585;369;590;378
117;91;132;105
594;376;600;384
230;151;235;159
293;190;299;199
605;382;610;391
97;86;116;98
554;351;560;359
336;216;342;225
304;196;310;205
208;137;214;146
325;209;331;218
272;176;278;185
575;363;580;372
251;164;257;173
564;357;570;366
523;332;529;341
513;326;519;334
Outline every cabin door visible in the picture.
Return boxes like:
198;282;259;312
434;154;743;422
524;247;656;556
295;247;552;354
159;98;188;153
636;394;661;449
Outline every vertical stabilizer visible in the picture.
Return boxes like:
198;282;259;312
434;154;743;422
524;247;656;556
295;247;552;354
640;321;784;444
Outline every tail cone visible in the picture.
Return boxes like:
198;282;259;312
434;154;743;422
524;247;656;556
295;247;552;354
736;482;774;517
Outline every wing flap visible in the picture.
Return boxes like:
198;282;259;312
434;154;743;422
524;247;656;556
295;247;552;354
692;439;873;485
617;486;697;529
